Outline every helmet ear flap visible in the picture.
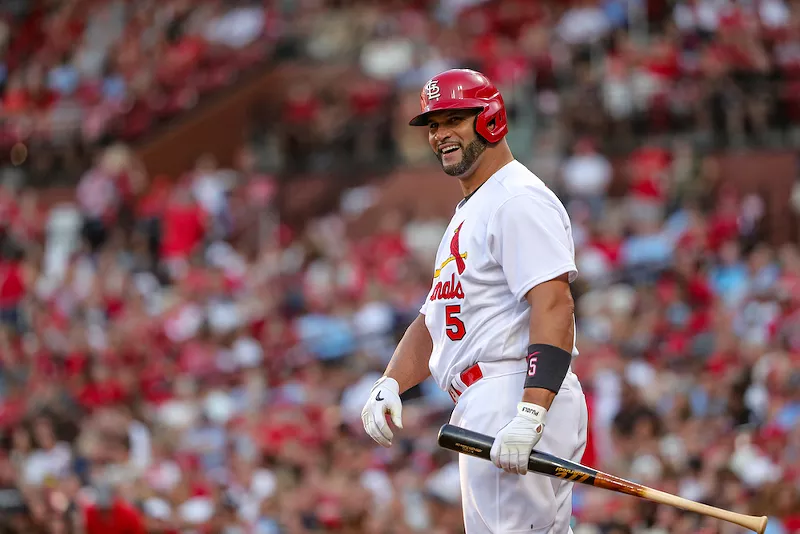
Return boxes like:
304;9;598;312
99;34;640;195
475;101;507;144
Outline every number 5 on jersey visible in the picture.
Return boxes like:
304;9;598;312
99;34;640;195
445;305;466;341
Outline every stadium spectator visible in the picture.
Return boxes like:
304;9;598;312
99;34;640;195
83;484;146;534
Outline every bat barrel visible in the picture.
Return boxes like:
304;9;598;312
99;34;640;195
642;488;769;534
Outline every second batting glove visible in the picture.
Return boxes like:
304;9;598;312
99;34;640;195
490;402;547;475
361;376;403;447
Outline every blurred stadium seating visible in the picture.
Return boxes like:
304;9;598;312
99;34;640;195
0;1;799;533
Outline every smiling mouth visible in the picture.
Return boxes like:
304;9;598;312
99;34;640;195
439;144;460;155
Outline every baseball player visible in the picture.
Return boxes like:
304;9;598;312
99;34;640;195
361;68;588;533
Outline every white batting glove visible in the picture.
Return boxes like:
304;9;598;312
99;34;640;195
361;376;404;447
490;402;547;475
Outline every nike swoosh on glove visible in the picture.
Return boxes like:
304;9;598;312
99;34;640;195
489;402;547;475
361;376;403;447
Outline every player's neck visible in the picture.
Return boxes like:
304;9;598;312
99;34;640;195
459;149;515;198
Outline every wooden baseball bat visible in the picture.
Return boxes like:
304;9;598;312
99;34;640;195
437;424;768;534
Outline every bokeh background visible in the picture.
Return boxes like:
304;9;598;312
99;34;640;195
0;0;799;533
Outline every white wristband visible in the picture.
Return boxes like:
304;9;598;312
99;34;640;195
517;402;547;423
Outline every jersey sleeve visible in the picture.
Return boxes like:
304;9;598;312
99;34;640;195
487;194;578;301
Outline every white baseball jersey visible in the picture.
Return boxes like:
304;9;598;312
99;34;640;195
420;160;578;392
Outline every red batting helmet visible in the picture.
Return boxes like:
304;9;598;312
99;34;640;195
408;69;508;144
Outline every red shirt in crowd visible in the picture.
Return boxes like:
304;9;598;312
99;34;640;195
0;261;25;309
78;380;126;411
646;42;681;82
784;515;800;533
590;236;623;267
140;364;175;405
628;146;671;201
0;389;25;428
64;351;88;377
361;231;408;284
283;90;320;124
84;500;146;534
348;83;385;116
161;195;206;259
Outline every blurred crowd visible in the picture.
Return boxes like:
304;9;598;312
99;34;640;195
270;0;800;176
0;0;272;181
0;1;800;534
4;0;800;179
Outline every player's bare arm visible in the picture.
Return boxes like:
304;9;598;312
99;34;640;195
521;273;575;409
361;314;432;447
383;314;434;393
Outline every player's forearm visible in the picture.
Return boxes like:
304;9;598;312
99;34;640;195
522;282;575;409
383;314;433;394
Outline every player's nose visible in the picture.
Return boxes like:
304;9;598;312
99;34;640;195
431;130;453;146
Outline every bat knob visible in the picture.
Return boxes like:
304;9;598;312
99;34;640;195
437;424;451;446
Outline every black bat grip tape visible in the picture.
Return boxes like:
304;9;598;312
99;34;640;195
437;424;599;483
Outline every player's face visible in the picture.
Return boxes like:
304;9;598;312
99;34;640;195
428;111;488;178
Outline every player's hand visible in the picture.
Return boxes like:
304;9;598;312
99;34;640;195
490;402;547;475
361;376;403;447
